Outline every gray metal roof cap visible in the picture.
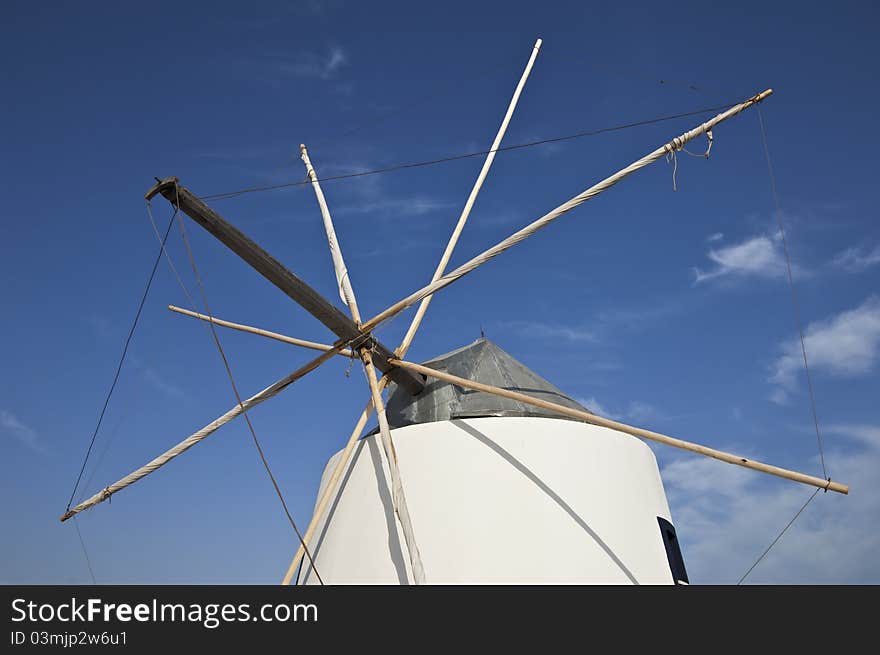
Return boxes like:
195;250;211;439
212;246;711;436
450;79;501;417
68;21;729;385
383;338;591;430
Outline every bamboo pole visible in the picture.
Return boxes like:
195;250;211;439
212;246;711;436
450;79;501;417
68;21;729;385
361;350;426;583
390;358;848;495
396;38;542;355
359;90;774;335
168;305;354;357
301;144;361;321
60;341;353;522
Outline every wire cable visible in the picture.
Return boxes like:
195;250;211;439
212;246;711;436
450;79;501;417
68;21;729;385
65;207;178;512
737;487;820;584
200;101;740;202
73;517;97;585
757;107;828;479
171;193;324;584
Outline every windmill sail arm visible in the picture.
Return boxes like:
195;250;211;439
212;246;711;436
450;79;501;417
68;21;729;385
397;37;543;355
167;304;355;356
60;344;348;522
300;144;361;320
389;357;848;495
145;178;423;395
361;89;775;335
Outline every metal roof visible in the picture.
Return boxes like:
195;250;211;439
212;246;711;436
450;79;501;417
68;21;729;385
383;338;591;430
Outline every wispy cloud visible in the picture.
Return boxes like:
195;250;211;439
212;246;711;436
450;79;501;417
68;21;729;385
572;396;662;424
693;233;788;284
769;296;880;404
706;232;724;243
831;243;880;273
662;431;880;583
335;196;455;218
501;320;597;343
352;237;435;260
825;423;880;449
575;397;618;419
625;400;662;423
141;367;186;400
279;46;348;80
1;410;46;453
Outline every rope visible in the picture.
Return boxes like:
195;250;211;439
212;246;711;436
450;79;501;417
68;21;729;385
199;102;739;201
174;197;324;585
664;130;713;191
65;205;178;512
73;517;97;585
737;487;820;584
147;196;196;305
757;107;828;479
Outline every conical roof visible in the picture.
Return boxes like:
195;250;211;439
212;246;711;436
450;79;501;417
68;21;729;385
383;338;591;430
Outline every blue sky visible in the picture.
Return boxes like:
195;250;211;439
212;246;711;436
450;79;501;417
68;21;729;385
1;0;878;584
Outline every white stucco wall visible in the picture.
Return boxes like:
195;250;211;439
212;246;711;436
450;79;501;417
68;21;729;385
299;416;677;584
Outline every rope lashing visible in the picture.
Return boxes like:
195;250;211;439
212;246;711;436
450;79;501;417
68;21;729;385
665;143;680;192
345;350;355;378
664;128;713;191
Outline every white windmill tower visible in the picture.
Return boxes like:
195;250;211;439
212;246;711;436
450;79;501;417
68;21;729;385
61;38;847;585
295;337;686;584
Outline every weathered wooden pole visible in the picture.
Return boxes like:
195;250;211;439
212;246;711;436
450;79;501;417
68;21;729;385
168;305;354;356
390;357;848;495
145;177;423;395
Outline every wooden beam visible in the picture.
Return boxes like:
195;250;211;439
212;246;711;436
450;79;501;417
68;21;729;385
389;357;849;495
361;349;425;583
145;177;423;395
60;343;352;522
301;144;361;322
167;305;354;356
397;38;542;356
359;90;775;335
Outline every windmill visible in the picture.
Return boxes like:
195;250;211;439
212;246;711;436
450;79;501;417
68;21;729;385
60;39;848;585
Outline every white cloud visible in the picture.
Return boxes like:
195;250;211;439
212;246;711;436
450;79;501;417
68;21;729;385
575;397;617;419
1;410;45;453
661;432;880;583
571;397;661;424
693;233;786;284
825;423;880;449
769;296;880;403
831;243;880;273
707;232;724;243
501;321;597;343
335;196;455;218
625;400;661;423
282;47;347;80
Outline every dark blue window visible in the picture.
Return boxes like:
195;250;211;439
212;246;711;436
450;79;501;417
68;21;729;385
658;517;689;584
